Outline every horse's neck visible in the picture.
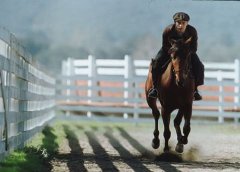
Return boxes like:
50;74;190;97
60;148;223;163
161;62;173;84
161;62;195;91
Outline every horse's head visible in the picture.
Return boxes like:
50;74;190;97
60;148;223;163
168;37;192;87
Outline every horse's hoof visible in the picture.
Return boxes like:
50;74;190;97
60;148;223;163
181;137;188;145
152;138;160;149
164;147;170;153
175;143;184;153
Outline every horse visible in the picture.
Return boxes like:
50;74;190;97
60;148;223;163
145;37;195;153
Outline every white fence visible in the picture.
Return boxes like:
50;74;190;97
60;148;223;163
0;28;56;160
57;55;240;123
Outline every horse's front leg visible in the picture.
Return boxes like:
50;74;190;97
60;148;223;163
151;108;160;149
182;105;193;145
174;109;184;153
161;107;171;152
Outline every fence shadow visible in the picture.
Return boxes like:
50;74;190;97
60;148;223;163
41;125;59;155
116;126;182;172
104;126;151;172
116;127;153;158
84;127;119;171
182;161;240;170
62;125;87;172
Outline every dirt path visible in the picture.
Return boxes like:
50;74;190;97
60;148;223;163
49;117;240;172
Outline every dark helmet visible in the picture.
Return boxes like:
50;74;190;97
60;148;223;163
173;12;190;22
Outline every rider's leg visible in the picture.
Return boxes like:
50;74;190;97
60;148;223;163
148;49;168;98
148;60;160;98
191;53;204;101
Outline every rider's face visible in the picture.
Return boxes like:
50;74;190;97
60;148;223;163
175;20;188;33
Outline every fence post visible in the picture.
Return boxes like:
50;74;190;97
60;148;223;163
234;59;239;124
87;55;96;117
132;59;139;120
123;55;133;119
0;70;9;151
217;70;224;123
65;58;74;116
1;35;14;151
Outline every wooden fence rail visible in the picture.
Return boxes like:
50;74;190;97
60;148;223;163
57;55;240;123
0;27;55;160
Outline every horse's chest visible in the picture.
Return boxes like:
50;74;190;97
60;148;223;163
159;87;192;106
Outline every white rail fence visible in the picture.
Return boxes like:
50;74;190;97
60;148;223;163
57;55;240;123
0;28;55;160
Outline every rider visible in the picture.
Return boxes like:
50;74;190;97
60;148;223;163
148;12;204;101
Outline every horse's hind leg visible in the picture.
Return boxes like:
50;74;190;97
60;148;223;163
148;99;160;149
174;109;184;153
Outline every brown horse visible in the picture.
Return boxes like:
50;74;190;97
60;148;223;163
145;37;195;153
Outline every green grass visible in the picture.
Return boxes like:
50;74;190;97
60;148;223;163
0;125;60;172
0;148;47;172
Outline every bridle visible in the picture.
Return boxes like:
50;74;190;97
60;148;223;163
171;51;192;80
168;37;193;84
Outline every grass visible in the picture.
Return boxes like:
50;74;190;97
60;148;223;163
0;125;60;172
0;148;48;172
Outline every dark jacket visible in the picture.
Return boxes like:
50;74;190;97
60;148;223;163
162;24;198;54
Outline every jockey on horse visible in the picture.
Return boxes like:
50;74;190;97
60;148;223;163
148;12;204;101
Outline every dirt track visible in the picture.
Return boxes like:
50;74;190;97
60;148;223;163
49;116;240;172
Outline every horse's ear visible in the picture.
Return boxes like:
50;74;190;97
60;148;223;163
184;37;192;44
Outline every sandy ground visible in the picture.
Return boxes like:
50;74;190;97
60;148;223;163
49;115;240;172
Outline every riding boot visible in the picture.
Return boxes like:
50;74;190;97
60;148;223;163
191;53;204;101
148;59;159;98
148;49;169;98
194;87;202;101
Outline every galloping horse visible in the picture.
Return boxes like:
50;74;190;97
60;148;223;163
145;37;195;153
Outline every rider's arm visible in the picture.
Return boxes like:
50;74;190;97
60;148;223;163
189;26;198;53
